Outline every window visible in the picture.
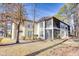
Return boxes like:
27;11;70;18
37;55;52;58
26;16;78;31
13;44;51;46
40;31;43;37
60;23;65;29
46;20;52;28
27;24;32;28
53;20;60;28
28;31;32;37
54;29;60;39
65;27;68;29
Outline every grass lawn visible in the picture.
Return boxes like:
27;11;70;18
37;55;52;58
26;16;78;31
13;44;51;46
0;39;65;56
0;38;16;44
0;39;79;56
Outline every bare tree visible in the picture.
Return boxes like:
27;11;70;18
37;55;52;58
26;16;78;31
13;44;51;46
16;3;24;43
0;3;26;43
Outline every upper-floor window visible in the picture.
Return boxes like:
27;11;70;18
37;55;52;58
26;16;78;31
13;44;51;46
53;21;60;28
46;20;52;28
65;27;68;29
60;23;64;28
60;23;68;30
27;24;33;28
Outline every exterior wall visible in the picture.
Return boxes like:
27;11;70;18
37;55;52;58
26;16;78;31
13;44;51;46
19;20;38;40
38;18;53;40
38;21;45;39
60;22;69;39
34;23;38;35
43;21;45;39
19;24;26;40
24;21;33;40
45;18;53;40
19;21;32;40
12;23;17;40
37;23;40;38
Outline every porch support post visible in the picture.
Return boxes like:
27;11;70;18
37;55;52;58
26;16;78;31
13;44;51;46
37;23;40;38
43;21;45;39
52;18;54;40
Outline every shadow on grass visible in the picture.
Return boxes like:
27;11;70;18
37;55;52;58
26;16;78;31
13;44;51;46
25;39;68;56
0;40;42;46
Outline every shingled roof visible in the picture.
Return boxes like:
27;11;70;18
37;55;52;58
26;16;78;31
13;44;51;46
37;16;69;26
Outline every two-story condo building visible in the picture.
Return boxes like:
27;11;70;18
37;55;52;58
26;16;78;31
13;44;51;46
37;16;70;40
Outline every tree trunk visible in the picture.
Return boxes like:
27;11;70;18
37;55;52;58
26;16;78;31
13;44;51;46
16;23;20;43
4;22;7;37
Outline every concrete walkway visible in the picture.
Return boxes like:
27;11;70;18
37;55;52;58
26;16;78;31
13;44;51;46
0;39;67;56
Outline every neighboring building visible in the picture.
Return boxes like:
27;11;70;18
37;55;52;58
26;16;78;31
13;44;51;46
19;20;37;40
